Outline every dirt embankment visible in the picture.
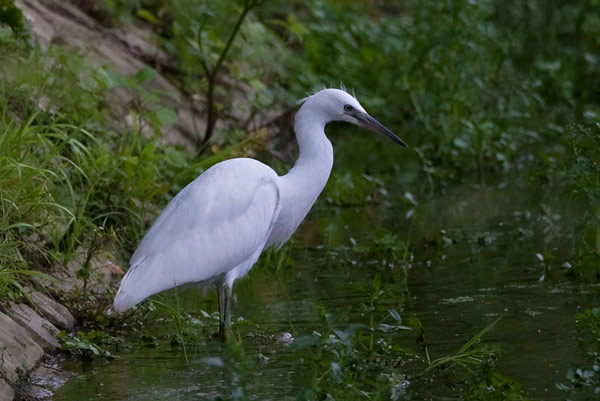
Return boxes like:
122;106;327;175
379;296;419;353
16;0;209;148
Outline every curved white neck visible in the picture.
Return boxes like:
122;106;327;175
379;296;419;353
284;105;334;194
266;104;333;247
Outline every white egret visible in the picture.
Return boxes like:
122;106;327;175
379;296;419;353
113;88;407;336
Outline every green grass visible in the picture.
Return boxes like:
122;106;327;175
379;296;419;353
0;111;76;299
0;27;191;300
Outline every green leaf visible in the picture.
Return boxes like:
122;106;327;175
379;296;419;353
94;68;127;89
135;67;156;85
286;14;309;40
457;316;501;355
389;308;402;323
137;8;160;25
164;147;188;168
154;108;179;126
331;362;344;383
0;2;24;32
290;335;320;349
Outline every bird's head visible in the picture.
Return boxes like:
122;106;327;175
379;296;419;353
297;88;408;147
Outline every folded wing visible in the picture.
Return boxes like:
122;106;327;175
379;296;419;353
113;158;281;311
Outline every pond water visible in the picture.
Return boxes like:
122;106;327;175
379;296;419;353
52;176;599;400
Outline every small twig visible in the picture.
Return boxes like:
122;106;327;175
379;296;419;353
202;0;264;142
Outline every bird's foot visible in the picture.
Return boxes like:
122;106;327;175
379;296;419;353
212;324;229;341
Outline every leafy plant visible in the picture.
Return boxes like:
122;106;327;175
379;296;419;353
0;0;29;37
564;123;600;277
291;273;412;400
466;372;532;401
324;171;385;206
58;329;117;359
123;0;277;143
353;231;410;269
151;296;218;364
556;308;600;396
292;311;411;401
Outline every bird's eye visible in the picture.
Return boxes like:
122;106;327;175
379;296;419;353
344;104;354;113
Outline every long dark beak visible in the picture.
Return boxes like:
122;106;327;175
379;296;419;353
356;112;408;147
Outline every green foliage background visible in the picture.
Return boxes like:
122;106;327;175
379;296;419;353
1;0;600;399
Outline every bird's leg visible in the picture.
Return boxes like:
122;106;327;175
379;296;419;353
223;284;232;327
217;284;232;339
217;284;226;338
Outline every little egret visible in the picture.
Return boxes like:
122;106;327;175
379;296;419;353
113;88;407;336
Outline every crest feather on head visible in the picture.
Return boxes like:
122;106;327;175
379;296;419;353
296;85;356;105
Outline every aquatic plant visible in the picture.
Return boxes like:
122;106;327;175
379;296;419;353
57;329;117;360
353;231;410;269
556;308;600;396
564;124;600;278
420;317;501;375
323;171;385;206
292;312;411;400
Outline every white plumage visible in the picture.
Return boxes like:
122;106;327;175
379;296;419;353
113;88;406;336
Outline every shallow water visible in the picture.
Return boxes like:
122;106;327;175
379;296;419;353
53;177;599;400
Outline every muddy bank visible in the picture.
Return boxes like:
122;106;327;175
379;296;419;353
0;291;73;400
0;251;122;400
